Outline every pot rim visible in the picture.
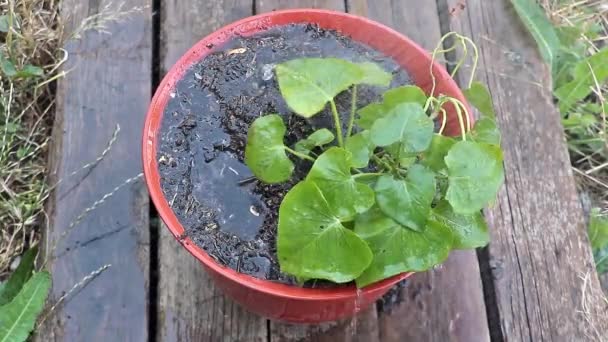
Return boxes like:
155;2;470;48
143;8;470;301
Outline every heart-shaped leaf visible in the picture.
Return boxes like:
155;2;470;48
467;118;501;146
375;164;436;231
358;62;392;87
307;147;375;219
294;128;335;154
357;85;427;129
277;181;373;283
370;102;434;153
345;131;375;168
244;114;294;183
432;200;489;249
276;58;391;118
354;208;453;287
464;82;496;119
421;134;456;172
446;141;504;214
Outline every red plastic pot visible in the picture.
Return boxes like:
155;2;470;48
143;9;473;323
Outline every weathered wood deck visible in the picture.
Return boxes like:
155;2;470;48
38;0;608;341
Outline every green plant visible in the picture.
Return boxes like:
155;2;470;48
244;39;504;287
0;247;51;342
589;209;608;274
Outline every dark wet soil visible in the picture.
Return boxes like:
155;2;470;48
157;23;412;285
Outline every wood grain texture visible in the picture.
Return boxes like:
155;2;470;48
348;1;491;341
37;0;151;341
157;1;267;341
445;0;608;340
270;308;380;342
257;0;344;12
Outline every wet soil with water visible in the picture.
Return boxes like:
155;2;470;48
157;24;412;285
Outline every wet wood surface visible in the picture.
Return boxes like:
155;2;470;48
38;0;152;341
44;0;607;341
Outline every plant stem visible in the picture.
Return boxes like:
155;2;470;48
285;147;315;162
353;172;384;179
330;100;344;147
372;155;394;172
346;85;357;139
438;108;448;135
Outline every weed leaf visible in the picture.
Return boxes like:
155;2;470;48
0;272;51;342
510;0;560;71
0;247;38;306
554;47;608;113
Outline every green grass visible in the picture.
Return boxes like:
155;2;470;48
540;0;608;274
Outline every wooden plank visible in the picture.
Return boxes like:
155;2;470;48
157;1;267;341
348;1;491;341
445;0;608;340
270;308;379;342
257;0;344;11
37;0;151;341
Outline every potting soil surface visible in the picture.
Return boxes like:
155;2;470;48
157;23;412;285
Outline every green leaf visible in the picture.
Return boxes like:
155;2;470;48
15;65;44;79
555;47;608;113
370;102;434;153
375;165;436;231
467;117;501;146
464;82;495;119
0;52;17;77
244;114;294;184
357;85;427;129
276;58;391;118
358;62;392;87
0;15;8;33
294;128;335;154
510;0;560;71
277;181;373;283
306;147;375;219
354;208;453;287
0;247;38;306
276;58;363;117
433;201;489;249
446;141;504;214
421;134;456;172
345;131;375;168
0;272;51;342
589;209;608;251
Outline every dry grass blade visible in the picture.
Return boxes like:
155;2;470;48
0;0;149;279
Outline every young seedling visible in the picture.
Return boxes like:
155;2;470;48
244;33;504;287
